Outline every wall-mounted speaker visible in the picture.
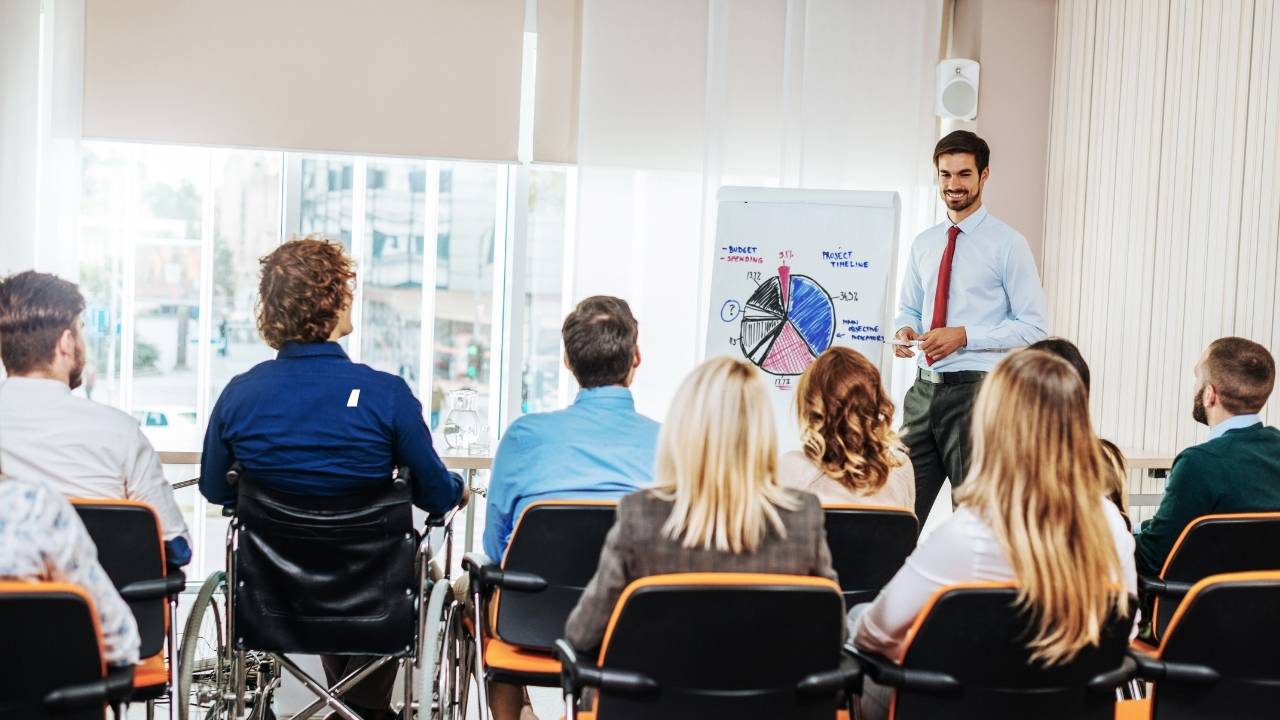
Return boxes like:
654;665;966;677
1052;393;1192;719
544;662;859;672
936;59;980;121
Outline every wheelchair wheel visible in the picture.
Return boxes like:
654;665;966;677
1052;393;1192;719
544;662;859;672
447;604;478;720
418;578;454;719
179;571;230;720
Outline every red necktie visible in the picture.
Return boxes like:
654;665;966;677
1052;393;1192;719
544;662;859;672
927;226;960;365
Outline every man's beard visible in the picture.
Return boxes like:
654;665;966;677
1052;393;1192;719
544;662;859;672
943;188;980;212
69;344;86;391
1192;384;1208;425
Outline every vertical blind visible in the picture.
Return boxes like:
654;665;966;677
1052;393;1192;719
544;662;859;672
83;0;526;161
1042;0;1280;460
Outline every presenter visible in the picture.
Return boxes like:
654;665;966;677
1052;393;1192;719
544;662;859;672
894;130;1048;526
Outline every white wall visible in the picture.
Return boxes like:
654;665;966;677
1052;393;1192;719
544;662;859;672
0;0;40;274
573;0;945;424
1043;0;1280;461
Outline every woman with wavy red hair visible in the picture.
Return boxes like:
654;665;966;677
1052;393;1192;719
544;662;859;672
199;236;465;720
779;347;915;510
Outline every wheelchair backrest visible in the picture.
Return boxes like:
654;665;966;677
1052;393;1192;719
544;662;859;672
1154;512;1280;640
1152;571;1280;719
0;582;105;720
72;499;167;658
892;583;1134;720
822;504;917;606
495;500;617;651
232;474;417;656
593;573;845;720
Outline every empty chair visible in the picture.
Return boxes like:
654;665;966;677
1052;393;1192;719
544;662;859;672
1139;512;1280;644
847;582;1136;719
554;573;857;720
73;499;185;718
0;582;134;719
823;504;917;606
1118;571;1280;720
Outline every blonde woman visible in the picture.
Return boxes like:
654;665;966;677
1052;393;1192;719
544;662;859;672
780;347;915;509
565;356;840;652
851;349;1135;719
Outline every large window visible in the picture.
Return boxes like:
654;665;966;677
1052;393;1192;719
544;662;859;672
73;140;570;575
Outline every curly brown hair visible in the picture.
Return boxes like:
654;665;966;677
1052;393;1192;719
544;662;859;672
795;346;905;494
257;236;355;349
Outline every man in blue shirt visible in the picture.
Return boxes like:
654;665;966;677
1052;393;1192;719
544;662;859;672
481;295;659;720
200;237;464;720
893;131;1049;525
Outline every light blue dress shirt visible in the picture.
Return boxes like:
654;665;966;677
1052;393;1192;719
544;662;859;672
482;386;660;561
1208;413;1263;441
894;205;1049;372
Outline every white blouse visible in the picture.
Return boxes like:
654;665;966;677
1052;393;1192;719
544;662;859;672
852;498;1137;660
777;450;916;510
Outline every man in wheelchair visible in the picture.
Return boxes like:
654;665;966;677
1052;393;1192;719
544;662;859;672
199;237;468;720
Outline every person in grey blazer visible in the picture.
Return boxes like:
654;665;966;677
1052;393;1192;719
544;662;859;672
565;356;841;653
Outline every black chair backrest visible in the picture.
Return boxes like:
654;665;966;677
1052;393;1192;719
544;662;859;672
823;504;917;606
0;582;105;720
73;500;167;658
1154;513;1280;639
495;501;617;651
893;583;1134;720
593;573;845;720
233;474;417;656
1152;571;1280;719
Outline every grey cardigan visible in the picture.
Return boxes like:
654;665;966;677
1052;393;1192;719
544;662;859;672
564;488;841;652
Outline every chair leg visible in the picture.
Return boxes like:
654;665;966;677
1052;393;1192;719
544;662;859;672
146;698;155;719
471;592;490;720
168;594;180;720
563;690;575;720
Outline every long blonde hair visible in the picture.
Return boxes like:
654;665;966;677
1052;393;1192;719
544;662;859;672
954;349;1129;665
653;356;800;553
796;347;906;494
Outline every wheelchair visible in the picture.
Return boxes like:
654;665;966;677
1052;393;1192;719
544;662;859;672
178;465;474;720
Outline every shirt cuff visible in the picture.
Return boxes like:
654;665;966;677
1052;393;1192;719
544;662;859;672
963;324;993;350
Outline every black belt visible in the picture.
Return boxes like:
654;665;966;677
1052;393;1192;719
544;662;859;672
917;368;987;385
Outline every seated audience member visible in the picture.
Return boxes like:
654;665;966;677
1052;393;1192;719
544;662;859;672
0;271;192;566
481;295;659;720
0;473;141;666
779;346;914;509
483;295;660;562
565;356;840;654
1029;337;1131;528
200;237;465;720
1134;336;1280;577
851;349;1135;720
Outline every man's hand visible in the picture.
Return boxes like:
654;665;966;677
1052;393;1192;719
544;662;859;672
918;326;967;363
894;327;919;359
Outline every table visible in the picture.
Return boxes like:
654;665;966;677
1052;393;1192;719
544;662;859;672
159;450;494;552
1120;447;1176;508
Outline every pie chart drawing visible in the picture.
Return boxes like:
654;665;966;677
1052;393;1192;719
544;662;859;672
739;265;836;376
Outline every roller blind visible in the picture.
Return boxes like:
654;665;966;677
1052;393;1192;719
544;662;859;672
83;0;525;161
533;0;582;163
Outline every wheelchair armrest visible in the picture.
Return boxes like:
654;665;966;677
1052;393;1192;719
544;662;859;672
43;664;135;710
119;578;176;601
462;552;549;593
1128;649;1220;685
796;655;863;696
844;647;960;694
1086;655;1138;691
221;505;235;518
1138;574;1193;598
553;639;658;698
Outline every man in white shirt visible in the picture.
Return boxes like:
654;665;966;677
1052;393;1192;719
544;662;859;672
0;271;191;566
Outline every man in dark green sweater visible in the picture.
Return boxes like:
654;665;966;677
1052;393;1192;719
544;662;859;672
1135;336;1280;576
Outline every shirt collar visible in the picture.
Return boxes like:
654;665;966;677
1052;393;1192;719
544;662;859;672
573;385;636;408
1208;413;1262;441
277;341;350;360
951;204;989;236
0;376;71;394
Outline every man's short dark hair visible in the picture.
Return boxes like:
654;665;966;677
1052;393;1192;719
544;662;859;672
562;296;638;389
1029;337;1091;393
1204;337;1275;414
933;130;991;173
0;270;85;374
